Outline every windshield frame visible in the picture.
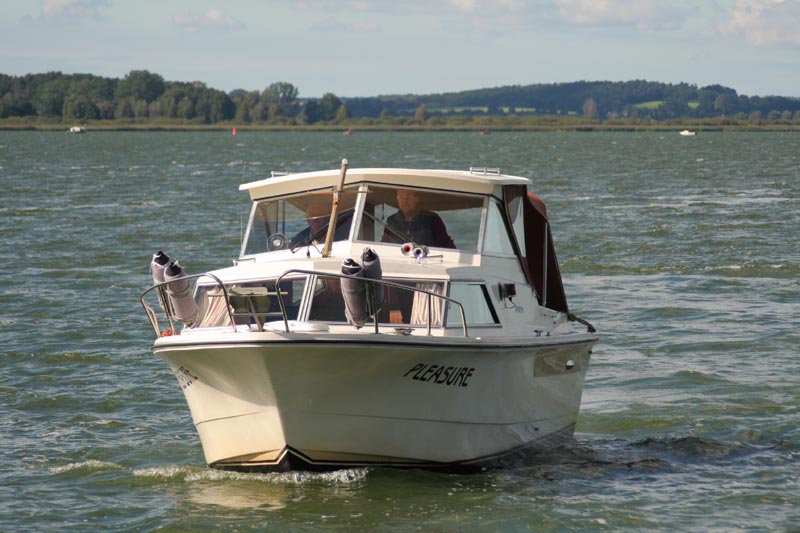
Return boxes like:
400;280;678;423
351;182;488;253
240;186;360;258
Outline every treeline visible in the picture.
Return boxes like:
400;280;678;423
0;70;347;124
2;71;800;126
348;80;800;122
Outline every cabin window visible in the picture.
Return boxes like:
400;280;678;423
242;189;358;256
193;278;305;328
382;281;445;326
483;200;517;256
445;283;499;327
307;275;445;327
356;185;484;252
308;276;346;322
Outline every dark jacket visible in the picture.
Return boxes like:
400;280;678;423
382;211;456;248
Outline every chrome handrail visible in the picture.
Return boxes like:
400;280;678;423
275;268;469;337
140;269;470;339
140;272;235;337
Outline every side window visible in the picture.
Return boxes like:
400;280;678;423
508;196;525;256
379;281;445;326
446;283;499;327
308;276;346;322
483;201;516;256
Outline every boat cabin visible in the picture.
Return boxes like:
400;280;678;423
149;167;572;338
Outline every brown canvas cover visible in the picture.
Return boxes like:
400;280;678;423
503;185;569;313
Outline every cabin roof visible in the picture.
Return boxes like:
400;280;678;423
240;167;531;200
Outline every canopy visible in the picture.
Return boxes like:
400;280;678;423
503;185;569;314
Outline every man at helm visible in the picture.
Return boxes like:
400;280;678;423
382;189;455;248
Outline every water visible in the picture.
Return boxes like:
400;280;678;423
1;131;798;531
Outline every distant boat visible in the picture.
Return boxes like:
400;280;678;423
69;126;86;134
343;129;354;136
679;129;697;137
479;130;491;135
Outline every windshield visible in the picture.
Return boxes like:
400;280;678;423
242;189;358;256
356;185;484;252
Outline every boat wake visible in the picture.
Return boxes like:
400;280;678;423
132;465;369;485
48;460;125;474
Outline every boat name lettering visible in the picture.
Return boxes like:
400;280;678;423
403;363;475;387
175;366;199;390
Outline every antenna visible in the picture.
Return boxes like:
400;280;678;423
322;159;349;257
239;160;247;251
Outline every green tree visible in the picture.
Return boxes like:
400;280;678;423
0;92;32;117
34;79;68;117
233;90;259;123
177;97;194;119
115;97;134;119
62;94;100;120
133;99;149;118
116;70;165;103
0;92;17;117
320;93;342;121
195;89;234;122
298;100;321;124
263;82;298;117
335;104;350;122
714;94;737;115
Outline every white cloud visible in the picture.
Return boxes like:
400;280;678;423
40;0;111;20
173;9;245;32
449;0;477;12
718;0;800;47
552;0;688;31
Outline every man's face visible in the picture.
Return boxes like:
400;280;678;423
396;189;420;217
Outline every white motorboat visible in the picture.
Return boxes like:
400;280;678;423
679;129;697;136
140;161;599;472
68;126;86;134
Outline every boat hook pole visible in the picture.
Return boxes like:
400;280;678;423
322;159;348;257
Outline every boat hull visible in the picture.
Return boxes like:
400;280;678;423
155;334;596;471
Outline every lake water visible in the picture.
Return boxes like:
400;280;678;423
1;130;798;531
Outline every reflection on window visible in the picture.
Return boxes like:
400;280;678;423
243;188;357;256
357;186;484;251
446;283;498;327
483;200;516;256
308;275;445;327
508;196;525;256
308;276;346;322
193;278;305;328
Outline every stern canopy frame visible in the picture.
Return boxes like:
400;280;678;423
503;184;569;314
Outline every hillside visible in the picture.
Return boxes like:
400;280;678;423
2;71;799;126
345;80;800;121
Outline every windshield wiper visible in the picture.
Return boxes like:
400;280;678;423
290;225;327;253
361;209;408;243
290;209;354;254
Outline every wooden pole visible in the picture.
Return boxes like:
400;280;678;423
322;158;349;257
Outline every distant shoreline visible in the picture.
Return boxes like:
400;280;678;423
1;120;799;133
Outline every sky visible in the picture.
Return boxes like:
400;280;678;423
1;0;799;98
